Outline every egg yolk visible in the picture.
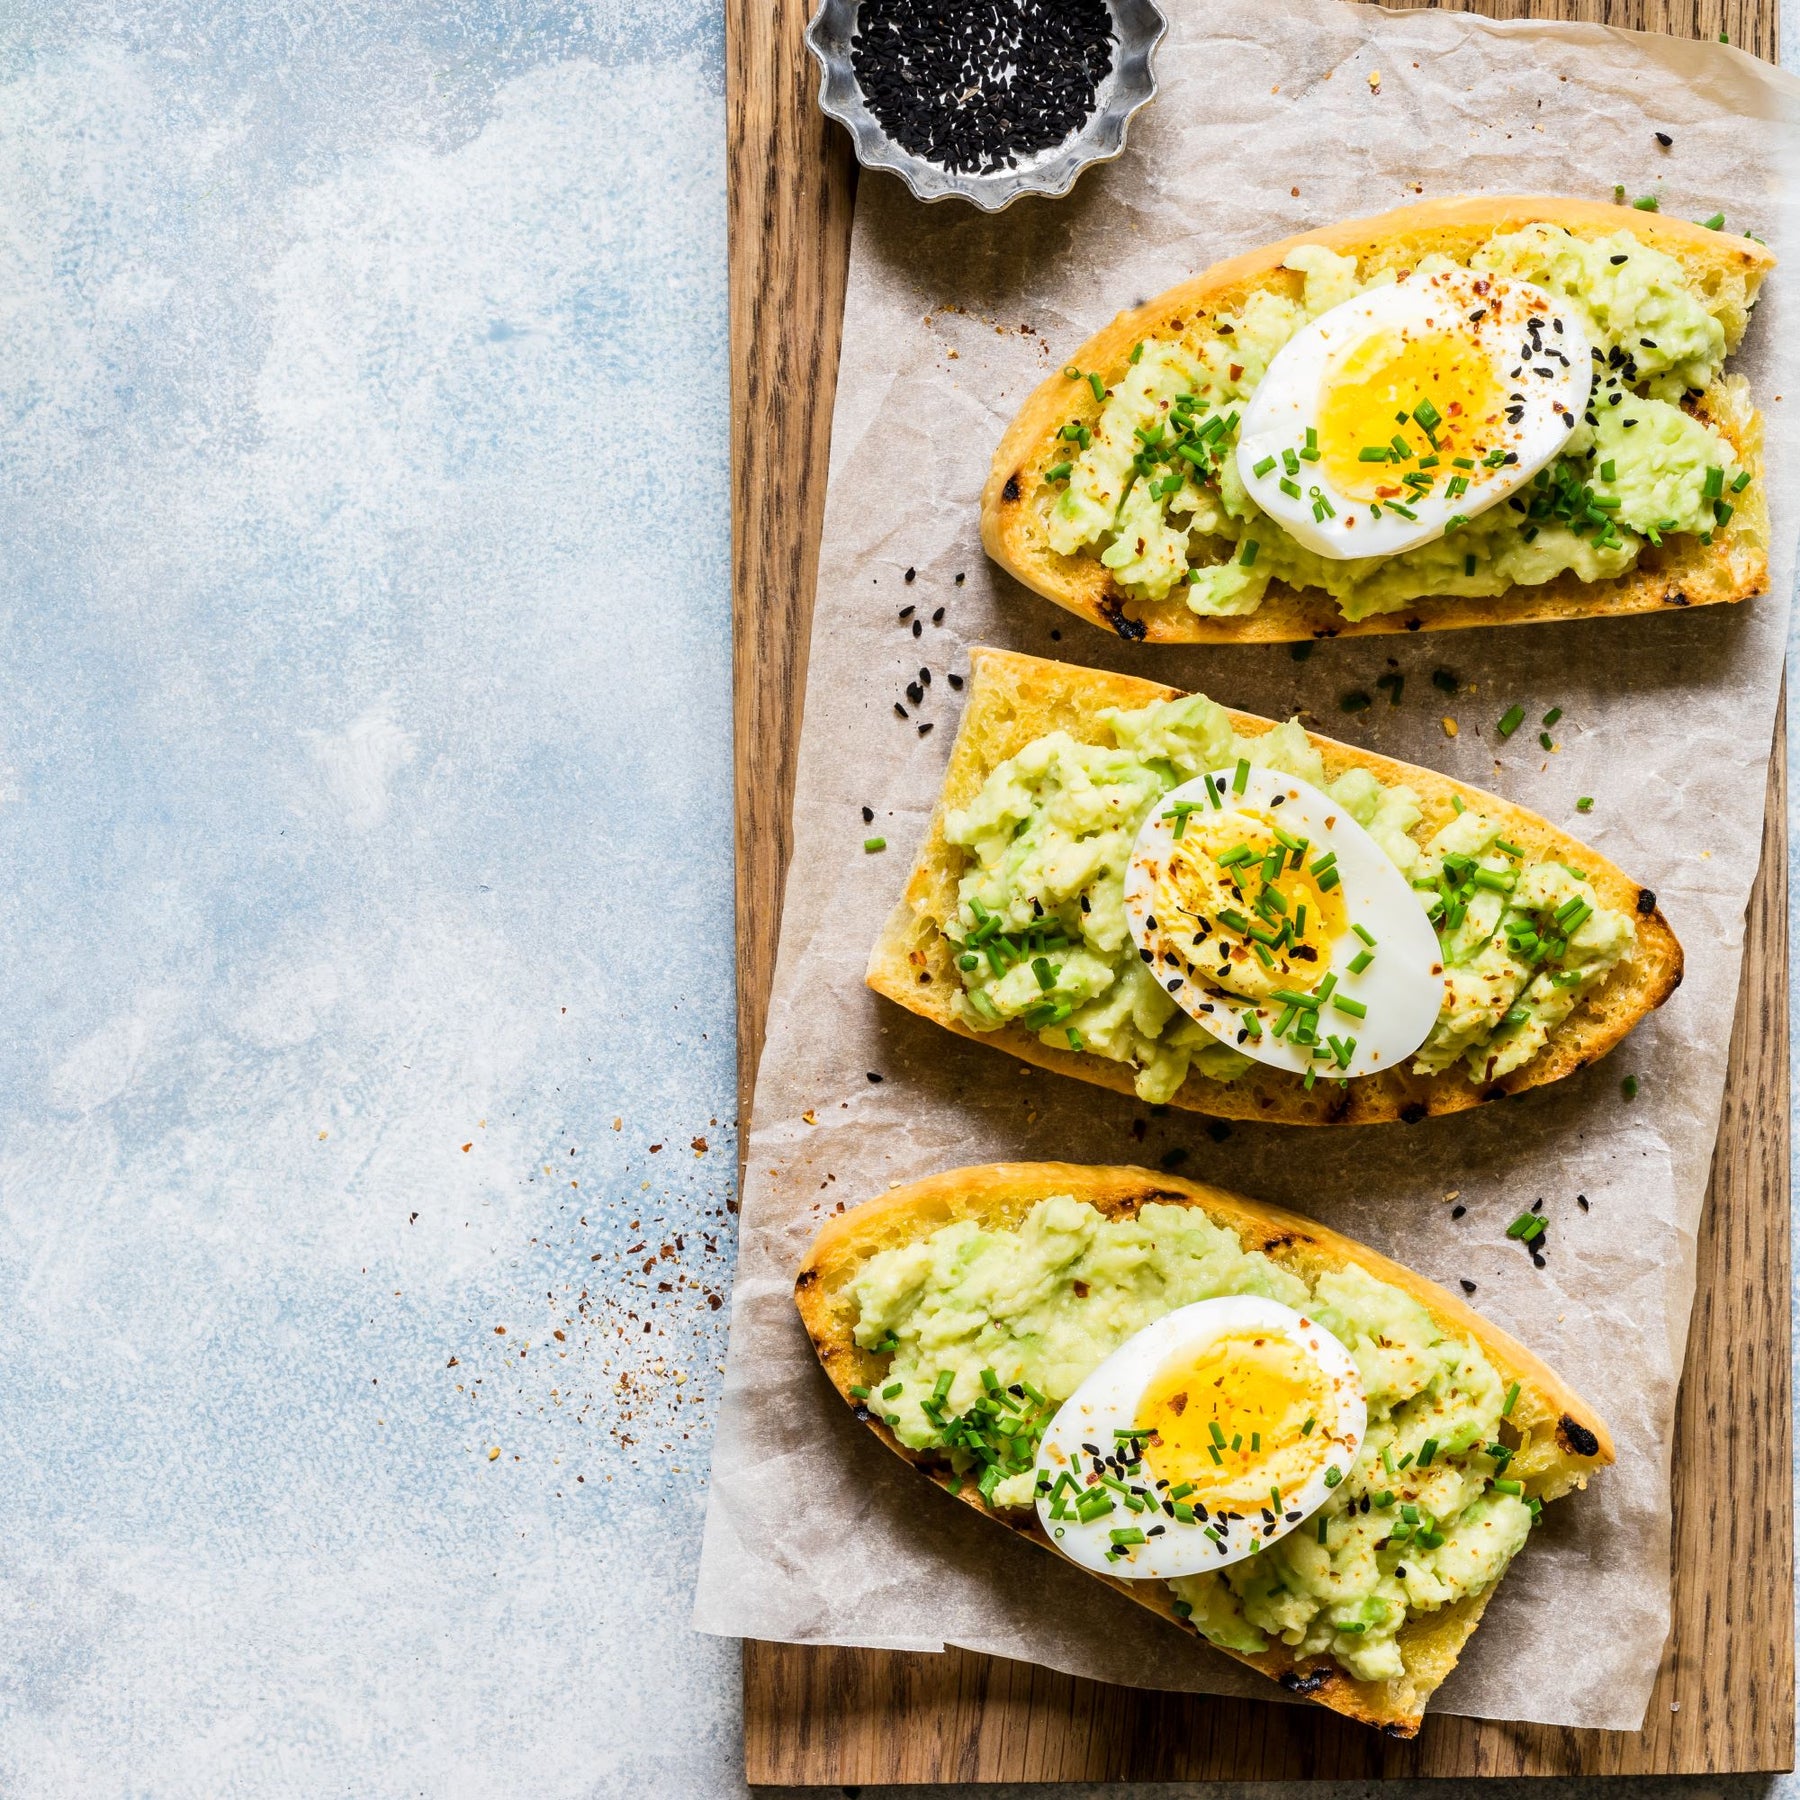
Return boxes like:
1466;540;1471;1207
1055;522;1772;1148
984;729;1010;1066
1138;1331;1337;1510
1316;326;1506;502
1148;807;1347;1003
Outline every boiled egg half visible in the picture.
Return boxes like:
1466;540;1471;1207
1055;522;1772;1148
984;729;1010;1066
1035;1296;1366;1577
1237;267;1592;559
1124;763;1443;1079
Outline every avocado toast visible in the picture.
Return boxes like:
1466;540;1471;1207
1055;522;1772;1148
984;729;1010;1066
796;1162;1613;1735
983;196;1772;642
868;647;1682;1125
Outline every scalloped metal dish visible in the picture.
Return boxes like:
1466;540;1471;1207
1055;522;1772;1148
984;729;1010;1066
805;0;1165;212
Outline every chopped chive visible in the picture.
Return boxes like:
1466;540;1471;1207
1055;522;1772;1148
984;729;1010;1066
1622;1073;1640;1100
1497;704;1525;739
1332;995;1367;1020
1502;1380;1521;1416
1576;796;1594;812
863;837;887;852
1348;949;1373;974
1317;1514;1329;1543
1323;1465;1342;1488
1732;469;1752;492
1352;923;1376;946
1253;455;1277;478
1417;1438;1438;1468
1087;372;1106;402
1044;462;1072;483
1232;758;1250;795
1279;476;1302;499
1699;211;1726;230
1632;194;1660;211
1239;538;1260;568
1493;1478;1524;1495
849;1384;870;1398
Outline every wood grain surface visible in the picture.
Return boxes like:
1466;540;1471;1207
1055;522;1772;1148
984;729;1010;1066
727;0;1793;1779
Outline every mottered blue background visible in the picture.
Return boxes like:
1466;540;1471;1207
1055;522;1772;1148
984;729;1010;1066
0;2;1793;1797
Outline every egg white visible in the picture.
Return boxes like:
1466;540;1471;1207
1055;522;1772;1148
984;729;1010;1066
1034;1296;1367;1578
1124;764;1444;1080
1237;268;1592;559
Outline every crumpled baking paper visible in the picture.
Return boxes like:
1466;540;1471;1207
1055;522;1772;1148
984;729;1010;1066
695;0;1800;1729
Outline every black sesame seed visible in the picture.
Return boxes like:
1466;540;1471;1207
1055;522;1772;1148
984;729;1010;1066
861;805;874;823
932;607;945;623
850;0;1116;175
1451;1204;1466;1220
898;605;915;620
904;566;917;583
894;703;909;720
867;1071;884;1082
955;571;966;584
912;618;922;637
1656;130;1673;146
947;672;964;690
1460;1278;1477;1294
919;667;931;685
918;721;933;736
906;681;924;705
1577;1193;1590;1211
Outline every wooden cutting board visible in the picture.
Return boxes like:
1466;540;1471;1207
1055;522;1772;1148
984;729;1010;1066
727;0;1793;1779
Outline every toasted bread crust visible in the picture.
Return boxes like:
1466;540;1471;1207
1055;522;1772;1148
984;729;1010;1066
795;1161;1613;1733
867;648;1683;1125
981;195;1774;643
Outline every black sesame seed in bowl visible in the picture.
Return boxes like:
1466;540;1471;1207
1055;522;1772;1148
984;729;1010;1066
806;0;1165;211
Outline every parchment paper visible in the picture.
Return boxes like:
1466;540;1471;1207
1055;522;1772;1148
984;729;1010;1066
696;0;1800;1729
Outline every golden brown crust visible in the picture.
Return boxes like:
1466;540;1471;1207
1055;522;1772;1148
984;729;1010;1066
795;1161;1613;1734
867;647;1682;1125
980;195;1774;643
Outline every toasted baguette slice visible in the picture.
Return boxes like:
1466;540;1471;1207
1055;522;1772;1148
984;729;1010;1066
981;196;1773;643
796;1162;1614;1735
868;647;1682;1125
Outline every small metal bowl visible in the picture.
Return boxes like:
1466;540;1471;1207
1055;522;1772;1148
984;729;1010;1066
805;0;1165;213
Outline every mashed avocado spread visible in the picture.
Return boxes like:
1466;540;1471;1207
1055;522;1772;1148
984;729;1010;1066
851;1194;1534;1684
944;693;1634;1101
1043;224;1755;620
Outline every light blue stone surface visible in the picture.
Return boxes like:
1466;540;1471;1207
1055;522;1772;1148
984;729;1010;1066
0;5;1794;1798
0;4;744;1795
